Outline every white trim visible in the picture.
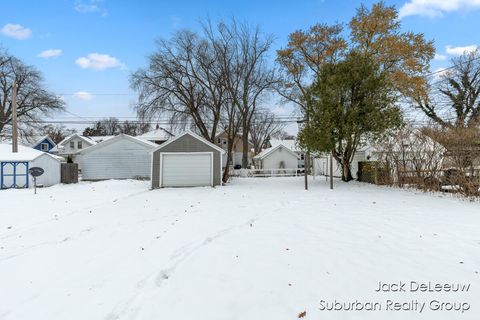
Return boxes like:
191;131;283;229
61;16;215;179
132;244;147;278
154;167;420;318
159;152;213;187
150;150;154;190
34;135;56;148
40;143;49;151
151;131;226;154
57;133;96;148
219;152;223;185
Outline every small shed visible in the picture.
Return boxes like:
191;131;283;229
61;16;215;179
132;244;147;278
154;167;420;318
254;144;299;170
78;134;157;180
0;144;61;189
151;131;225;188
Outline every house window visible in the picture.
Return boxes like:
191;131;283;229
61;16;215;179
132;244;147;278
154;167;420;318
41;143;49;151
301;154;305;160
78;141;83;149
222;139;227;145
70;141;75;149
217;138;221;144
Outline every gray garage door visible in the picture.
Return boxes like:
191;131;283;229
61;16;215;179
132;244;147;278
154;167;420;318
161;153;212;187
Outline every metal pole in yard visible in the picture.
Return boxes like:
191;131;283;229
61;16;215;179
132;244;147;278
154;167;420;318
330;153;334;190
304;109;310;191
304;151;309;190
12;80;18;153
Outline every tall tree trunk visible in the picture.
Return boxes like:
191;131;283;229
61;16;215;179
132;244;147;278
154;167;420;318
223;135;235;183
342;160;353;182
241;118;249;168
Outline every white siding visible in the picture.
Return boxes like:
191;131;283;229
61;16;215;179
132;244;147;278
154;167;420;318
30;154;61;187
313;151;367;179
222;151;250;168
79;138;154;180
60;137;94;155
261;147;298;169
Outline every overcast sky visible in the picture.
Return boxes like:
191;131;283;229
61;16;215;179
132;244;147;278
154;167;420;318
1;0;479;133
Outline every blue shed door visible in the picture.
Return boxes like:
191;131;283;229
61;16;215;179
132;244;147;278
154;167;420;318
0;162;29;189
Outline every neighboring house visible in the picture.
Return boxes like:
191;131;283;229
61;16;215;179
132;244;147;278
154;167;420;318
313;146;375;180
215;131;253;168
32;136;56;153
51;133;96;162
151;131;225;188
138;127;174;145
0;144;61;189
0;135;56;153
268;139;306;168
77;134;157;180
253;144;299;170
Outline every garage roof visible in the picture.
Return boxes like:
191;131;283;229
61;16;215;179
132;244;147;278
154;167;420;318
151;131;226;154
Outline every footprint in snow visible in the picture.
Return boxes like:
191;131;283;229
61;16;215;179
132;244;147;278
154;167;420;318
155;270;171;287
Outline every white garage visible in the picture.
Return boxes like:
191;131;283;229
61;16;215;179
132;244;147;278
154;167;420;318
151;132;225;188
160;153;213;187
78;134;157;180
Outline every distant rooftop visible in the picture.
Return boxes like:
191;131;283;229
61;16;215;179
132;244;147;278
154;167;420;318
138;128;174;142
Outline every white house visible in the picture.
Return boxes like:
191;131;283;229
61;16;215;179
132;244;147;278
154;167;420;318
268;139;306;168
51;133;97;162
313;145;377;180
254;144;299;170
77;134;158;180
0;144;62;189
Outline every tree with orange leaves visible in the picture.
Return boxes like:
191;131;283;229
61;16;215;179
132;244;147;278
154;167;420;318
276;2;435;181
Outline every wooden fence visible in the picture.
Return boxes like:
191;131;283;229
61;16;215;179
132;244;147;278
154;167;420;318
61;163;78;184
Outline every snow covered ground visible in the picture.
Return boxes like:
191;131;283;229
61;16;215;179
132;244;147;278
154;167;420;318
0;177;479;320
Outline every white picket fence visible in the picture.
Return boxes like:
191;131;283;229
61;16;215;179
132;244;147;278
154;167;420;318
231;168;301;178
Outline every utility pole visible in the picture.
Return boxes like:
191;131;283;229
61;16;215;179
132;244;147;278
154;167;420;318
329;153;333;190
12;80;18;153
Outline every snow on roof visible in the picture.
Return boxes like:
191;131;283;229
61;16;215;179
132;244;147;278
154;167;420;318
254;143;299;160
269;139;302;152
79;134;158;155
0;134;54;147
138;128;174;141
87;136;116;143
0;143;58;162
151;131;226;154
57;133;97;147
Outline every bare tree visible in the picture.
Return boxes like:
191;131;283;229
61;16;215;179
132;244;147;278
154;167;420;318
119;120;151;136
102;117;120;135
40;124;76;144
414;50;480;129
0;49;65;135
249;109;286;154
213;20;277;167
376;125;445;188
130;30;225;142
